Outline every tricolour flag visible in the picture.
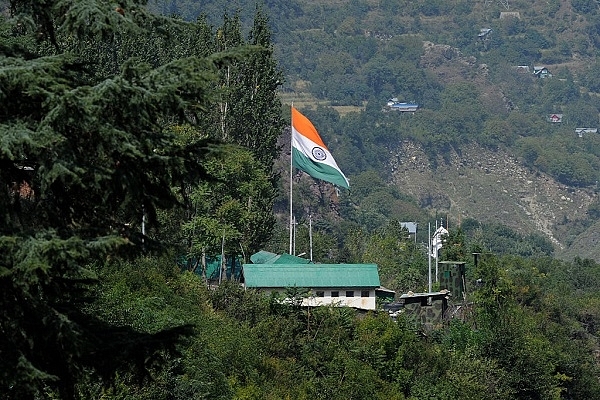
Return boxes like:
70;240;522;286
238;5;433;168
291;106;349;189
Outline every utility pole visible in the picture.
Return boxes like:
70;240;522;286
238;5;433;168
309;214;313;262
428;223;432;293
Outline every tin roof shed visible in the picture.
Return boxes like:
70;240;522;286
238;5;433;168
400;222;417;234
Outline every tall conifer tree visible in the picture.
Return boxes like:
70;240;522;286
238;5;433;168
0;1;253;397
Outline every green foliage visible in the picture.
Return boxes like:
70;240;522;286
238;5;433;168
84;255;234;399
5;0;600;398
182;145;276;261
518;132;600;187
461;219;555;257
587;197;600;220
0;1;283;397
572;0;598;14
28;246;600;399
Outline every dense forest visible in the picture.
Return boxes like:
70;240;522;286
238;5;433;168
2;0;600;399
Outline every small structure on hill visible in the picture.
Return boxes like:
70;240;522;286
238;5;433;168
478;28;492;39
533;66;552;78
500;11;520;19
397;290;451;331
576;128;598;137
242;263;381;310
400;222;418;243
547;113;562;123
386;98;419;112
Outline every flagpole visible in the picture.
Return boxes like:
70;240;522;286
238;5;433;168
289;105;294;255
309;213;313;262
428;222;432;293
293;215;297;256
435;248;439;282
435;220;439;283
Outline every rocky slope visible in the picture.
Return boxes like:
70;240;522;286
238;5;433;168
390;141;599;259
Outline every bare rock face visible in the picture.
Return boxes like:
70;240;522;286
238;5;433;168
390;141;598;258
421;42;467;68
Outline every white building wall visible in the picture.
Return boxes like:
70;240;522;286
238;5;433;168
304;288;377;310
250;287;377;310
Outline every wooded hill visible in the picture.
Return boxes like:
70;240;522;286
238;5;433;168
149;0;600;260
3;1;600;399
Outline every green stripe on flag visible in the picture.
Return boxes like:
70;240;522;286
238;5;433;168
292;148;349;189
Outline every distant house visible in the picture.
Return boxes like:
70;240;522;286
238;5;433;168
386;98;419;112
576;128;598;137
500;11;520;19
547;114;563;123
533;66;552;78
478;28;492;39
400;222;418;243
242;263;382;310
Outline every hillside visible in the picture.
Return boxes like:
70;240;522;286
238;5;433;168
384;37;600;260
148;0;600;259
390;140;597;259
302;18;600;259
291;34;600;260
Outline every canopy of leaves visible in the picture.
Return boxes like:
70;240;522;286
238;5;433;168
0;1;271;397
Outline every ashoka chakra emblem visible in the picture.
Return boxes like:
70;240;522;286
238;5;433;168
312;147;327;161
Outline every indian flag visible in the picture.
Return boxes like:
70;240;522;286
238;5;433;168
291;106;349;189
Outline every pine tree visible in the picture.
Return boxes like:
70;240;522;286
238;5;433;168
0;1;252;397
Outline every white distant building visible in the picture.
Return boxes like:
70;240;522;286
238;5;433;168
386;98;419;112
576;128;597;137
400;222;418;243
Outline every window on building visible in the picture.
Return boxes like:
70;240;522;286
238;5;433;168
331;291;339;297
316;291;324;297
346;290;354;297
361;290;370;297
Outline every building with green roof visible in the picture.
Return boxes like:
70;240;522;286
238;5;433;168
242;263;381;310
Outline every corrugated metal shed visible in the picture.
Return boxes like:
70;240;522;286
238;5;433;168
243;264;380;288
400;222;417;234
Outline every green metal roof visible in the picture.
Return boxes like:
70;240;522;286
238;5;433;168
250;250;311;264
243;263;380;288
